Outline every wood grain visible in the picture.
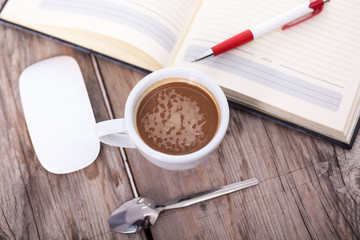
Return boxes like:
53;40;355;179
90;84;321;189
98;57;360;239
0;23;145;239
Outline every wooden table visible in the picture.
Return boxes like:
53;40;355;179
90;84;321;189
1;14;360;240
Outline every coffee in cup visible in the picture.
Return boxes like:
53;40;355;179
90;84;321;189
136;79;219;155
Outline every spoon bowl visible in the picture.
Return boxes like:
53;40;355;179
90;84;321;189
109;197;159;233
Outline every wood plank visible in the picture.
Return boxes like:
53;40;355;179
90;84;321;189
98;56;360;239
0;0;6;9
0;23;145;239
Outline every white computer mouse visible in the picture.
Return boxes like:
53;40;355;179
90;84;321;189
19;56;100;174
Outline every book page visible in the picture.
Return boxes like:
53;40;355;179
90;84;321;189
1;0;201;67
173;0;360;139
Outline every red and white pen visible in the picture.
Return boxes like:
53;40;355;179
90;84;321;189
193;0;330;62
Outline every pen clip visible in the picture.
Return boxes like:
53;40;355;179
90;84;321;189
282;0;326;30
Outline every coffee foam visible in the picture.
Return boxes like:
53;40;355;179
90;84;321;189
139;88;206;152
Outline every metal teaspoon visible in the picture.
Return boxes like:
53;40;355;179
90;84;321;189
109;178;258;233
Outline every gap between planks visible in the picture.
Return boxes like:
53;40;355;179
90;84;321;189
91;54;139;198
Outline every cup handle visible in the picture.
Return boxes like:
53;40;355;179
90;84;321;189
95;119;136;148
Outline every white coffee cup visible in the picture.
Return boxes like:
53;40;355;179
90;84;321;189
95;67;229;170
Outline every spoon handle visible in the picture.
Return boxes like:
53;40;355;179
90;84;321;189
161;178;258;210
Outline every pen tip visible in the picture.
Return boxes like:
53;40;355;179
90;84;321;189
192;49;214;62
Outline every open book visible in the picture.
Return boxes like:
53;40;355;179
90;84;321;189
1;0;360;148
